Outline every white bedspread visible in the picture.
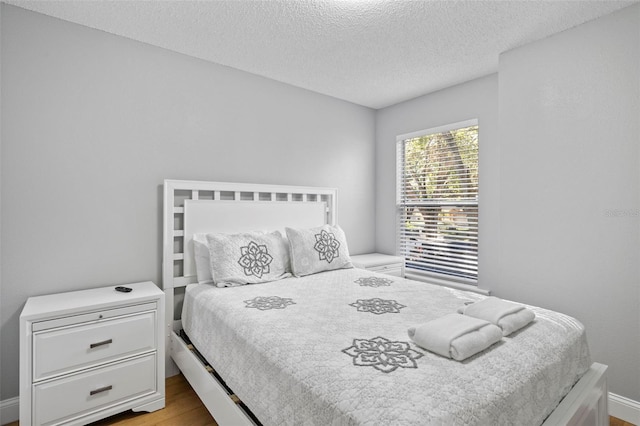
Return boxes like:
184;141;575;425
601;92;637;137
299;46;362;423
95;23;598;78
182;269;591;426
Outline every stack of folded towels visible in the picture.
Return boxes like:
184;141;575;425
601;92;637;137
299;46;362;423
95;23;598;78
457;296;537;337
408;297;535;361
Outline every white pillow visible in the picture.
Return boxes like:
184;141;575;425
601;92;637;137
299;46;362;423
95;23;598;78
285;225;353;277
206;231;292;287
193;234;214;284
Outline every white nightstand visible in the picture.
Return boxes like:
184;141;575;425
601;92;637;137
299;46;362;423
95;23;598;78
351;253;405;277
20;281;165;426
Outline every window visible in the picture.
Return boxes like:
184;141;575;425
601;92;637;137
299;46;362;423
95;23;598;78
396;120;478;284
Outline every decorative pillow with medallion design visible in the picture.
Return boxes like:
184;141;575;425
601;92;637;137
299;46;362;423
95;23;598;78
206;231;292;287
285;225;353;277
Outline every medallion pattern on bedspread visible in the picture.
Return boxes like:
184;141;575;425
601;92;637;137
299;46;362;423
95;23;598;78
244;296;295;310
342;336;423;373
354;276;393;287
349;298;406;315
314;230;340;263
238;241;273;278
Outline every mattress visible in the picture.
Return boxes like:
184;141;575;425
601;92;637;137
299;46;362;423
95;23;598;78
182;268;591;426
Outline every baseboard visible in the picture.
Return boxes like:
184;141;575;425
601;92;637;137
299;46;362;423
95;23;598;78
0;396;19;425
610;392;640;425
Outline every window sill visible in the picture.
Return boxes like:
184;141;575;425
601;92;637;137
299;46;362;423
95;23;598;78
404;271;490;295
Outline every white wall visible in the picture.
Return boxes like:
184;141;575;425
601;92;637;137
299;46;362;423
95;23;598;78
497;4;639;401
0;5;376;401
376;4;640;402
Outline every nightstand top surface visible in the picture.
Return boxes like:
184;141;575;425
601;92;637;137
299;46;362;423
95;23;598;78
21;281;163;320
351;253;404;266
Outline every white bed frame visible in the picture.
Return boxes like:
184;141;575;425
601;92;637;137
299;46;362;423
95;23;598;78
162;179;609;426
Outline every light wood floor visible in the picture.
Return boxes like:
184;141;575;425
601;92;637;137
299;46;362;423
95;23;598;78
4;373;635;425
611;417;637;426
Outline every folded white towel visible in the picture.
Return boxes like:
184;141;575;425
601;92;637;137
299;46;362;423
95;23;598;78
458;296;536;336
408;313;503;361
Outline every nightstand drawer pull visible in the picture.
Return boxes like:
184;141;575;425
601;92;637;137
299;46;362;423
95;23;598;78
90;338;113;349
89;385;112;396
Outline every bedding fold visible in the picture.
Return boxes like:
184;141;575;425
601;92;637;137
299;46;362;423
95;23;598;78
458;296;536;336
408;313;503;361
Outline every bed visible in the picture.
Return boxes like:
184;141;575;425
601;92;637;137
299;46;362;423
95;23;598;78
162;179;609;426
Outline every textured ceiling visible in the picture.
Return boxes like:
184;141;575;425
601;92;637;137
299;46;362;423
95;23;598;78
6;0;638;109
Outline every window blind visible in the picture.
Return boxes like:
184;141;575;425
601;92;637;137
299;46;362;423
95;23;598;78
396;120;478;284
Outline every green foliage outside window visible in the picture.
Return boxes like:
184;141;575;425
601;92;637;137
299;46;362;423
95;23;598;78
402;126;478;202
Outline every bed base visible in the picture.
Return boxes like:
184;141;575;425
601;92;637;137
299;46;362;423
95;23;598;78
170;327;607;426
542;362;608;426
170;329;258;426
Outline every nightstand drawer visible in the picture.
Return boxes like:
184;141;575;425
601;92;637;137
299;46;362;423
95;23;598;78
33;353;156;426
33;310;156;381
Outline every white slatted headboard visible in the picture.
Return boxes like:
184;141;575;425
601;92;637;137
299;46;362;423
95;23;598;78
162;180;337;352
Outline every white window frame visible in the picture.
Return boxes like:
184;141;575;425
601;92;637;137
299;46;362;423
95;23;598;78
396;119;479;287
